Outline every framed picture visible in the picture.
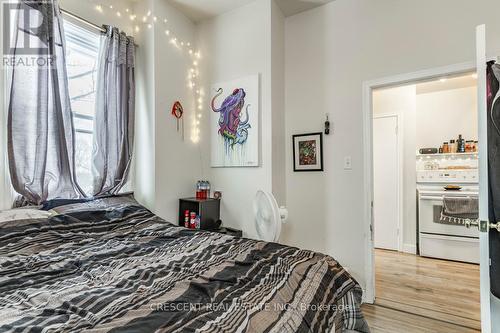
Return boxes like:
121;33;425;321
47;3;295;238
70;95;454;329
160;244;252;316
292;133;324;172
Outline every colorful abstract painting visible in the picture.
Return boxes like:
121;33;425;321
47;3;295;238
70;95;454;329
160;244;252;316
293;133;324;172
298;140;317;165
210;75;259;167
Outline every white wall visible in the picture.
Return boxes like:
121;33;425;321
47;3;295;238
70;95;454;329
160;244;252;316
152;0;201;222
373;85;417;253
133;0;156;210
196;0;274;238
416;86;478;149
130;0;202;220
285;0;500;291
271;1;286;205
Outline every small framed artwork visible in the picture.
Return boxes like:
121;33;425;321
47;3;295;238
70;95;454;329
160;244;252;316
292;132;324;172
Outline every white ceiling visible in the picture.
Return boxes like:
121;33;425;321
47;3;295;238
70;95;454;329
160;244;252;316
274;0;335;17
168;0;335;23
416;73;477;95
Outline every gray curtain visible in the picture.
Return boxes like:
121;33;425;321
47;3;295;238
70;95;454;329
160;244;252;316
8;0;84;205
92;26;135;196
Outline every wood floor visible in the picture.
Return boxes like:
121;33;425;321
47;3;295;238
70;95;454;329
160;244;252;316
362;249;481;332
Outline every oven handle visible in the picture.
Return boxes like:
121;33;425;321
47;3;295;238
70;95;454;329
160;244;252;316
420;195;476;200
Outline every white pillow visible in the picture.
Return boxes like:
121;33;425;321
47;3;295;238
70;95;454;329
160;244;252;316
0;209;52;223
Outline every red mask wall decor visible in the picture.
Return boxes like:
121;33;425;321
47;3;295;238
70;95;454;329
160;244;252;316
171;101;184;139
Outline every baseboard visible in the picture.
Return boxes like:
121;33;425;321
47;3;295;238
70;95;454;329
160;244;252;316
362;291;374;304
402;243;416;254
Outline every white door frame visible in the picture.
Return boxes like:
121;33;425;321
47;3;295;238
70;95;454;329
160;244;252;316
373;113;403;252
362;61;476;304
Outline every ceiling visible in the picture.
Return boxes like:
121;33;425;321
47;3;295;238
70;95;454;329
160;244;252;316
416;73;477;95
168;0;336;23
274;0;335;17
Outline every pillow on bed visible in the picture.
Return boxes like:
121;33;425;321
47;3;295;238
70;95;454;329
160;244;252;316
41;198;93;211
0;208;53;223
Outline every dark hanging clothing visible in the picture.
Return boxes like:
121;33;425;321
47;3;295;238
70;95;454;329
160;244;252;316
487;61;500;298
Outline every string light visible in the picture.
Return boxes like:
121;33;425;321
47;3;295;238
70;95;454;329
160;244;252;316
91;1;204;144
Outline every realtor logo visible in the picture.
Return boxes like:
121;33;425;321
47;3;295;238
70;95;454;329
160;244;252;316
2;0;54;67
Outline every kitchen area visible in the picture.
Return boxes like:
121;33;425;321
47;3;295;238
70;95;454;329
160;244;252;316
373;72;480;263
371;71;482;331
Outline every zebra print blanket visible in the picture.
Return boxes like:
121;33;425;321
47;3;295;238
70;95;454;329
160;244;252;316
0;196;369;333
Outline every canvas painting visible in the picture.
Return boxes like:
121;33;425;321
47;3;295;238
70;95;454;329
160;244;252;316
210;75;260;167
293;133;324;172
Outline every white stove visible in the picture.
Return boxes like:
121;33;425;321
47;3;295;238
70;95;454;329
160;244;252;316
416;154;479;263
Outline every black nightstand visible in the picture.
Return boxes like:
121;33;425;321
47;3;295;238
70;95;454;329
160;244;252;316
179;198;220;230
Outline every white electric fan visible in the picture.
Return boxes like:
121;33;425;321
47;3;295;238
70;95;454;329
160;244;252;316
253;190;288;242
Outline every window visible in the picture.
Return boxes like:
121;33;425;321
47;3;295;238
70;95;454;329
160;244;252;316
64;20;100;195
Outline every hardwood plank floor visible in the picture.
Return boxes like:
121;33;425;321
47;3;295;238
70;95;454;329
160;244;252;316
362;249;481;332
362;304;479;333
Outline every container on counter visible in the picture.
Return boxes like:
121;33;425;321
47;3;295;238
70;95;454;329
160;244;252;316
196;181;203;199
465;140;474;153
442;142;449;154
206;181;211;199
473;141;478;152
449;140;457;153
457;135;465;153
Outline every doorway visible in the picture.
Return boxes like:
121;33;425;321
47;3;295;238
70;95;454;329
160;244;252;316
365;63;482;331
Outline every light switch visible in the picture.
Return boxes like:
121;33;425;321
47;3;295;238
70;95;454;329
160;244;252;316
344;156;352;170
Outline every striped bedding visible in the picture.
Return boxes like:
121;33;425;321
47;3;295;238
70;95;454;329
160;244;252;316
0;196;369;333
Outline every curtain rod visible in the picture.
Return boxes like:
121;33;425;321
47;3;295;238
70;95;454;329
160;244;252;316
60;8;107;33
60;8;138;47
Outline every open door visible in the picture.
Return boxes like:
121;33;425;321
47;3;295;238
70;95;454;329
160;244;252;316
477;24;500;333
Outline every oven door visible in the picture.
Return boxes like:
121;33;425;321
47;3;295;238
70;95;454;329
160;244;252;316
418;191;479;238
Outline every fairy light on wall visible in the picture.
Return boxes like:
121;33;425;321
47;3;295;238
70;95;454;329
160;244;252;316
87;0;204;144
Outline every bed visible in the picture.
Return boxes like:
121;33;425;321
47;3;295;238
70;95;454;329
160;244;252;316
0;195;369;332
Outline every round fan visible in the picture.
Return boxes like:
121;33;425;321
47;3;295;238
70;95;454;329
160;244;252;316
253;190;288;242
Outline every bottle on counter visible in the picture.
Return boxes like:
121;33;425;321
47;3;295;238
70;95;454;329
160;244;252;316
442;142;449;153
474;141;478;152
196;181;202;199
449;139;456;153
457;134;465;153
200;181;207;200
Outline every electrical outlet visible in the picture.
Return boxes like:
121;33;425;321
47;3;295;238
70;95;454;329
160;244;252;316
344;156;352;170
